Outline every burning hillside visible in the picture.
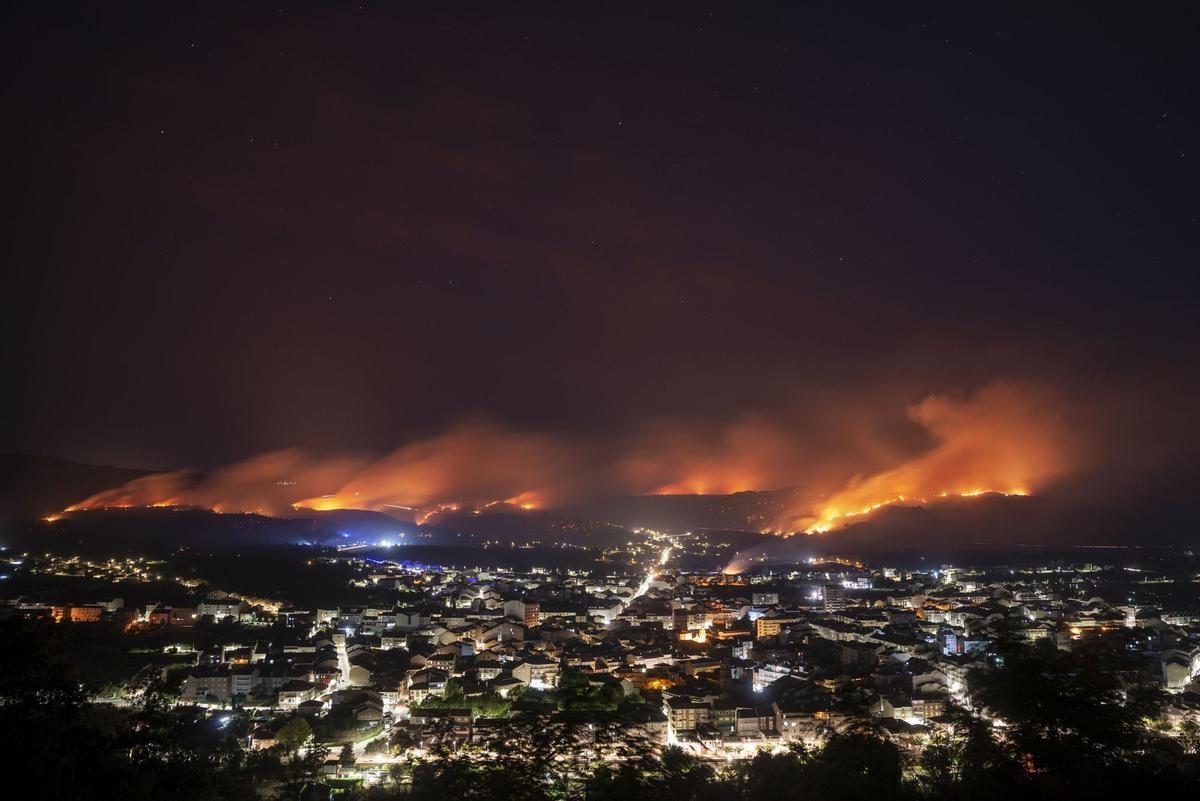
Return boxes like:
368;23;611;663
773;381;1076;533
49;381;1079;535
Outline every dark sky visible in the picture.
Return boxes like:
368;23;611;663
3;2;1199;474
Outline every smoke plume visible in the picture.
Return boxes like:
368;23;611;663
775;380;1078;532
59;380;1083;533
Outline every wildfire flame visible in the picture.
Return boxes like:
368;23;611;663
775;381;1073;533
802;488;1030;533
49;381;1076;535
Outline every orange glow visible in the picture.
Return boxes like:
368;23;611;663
617;417;802;499
651;480;754;496
292;495;343;512
809;556;865;569
775;382;1073;533
802;488;1031;533
54;382;1077;535
413;503;461;525
284;423;580;519
504;490;543;510
291;475;548;522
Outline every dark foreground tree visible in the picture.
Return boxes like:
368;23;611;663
340;742;358;770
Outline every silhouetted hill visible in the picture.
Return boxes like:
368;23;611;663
718;491;1200;571
3;507;411;557
0;454;154;521
566;489;803;532
5;454;1191;556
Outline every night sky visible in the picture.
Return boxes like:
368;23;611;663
3;2;1199;527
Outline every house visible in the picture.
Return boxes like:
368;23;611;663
664;699;712;736
755;611;804;640
476;658;503;681
774;703;825;743
346;664;372;686
407;668;449;705
1163;656;1193;691
278;680;318;709
735;708;759;735
180;666;259;704
622;707;669;745
51;605;105;623
511;654;560;689
409;708;473;728
296;699;327;717
354;698;384;721
197;599;245;622
489;675;525;697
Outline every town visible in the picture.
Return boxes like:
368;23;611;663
5;529;1200;796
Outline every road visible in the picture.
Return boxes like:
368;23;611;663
335;635;351;688
628;545;671;603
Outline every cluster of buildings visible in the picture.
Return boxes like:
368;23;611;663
6;541;1200;768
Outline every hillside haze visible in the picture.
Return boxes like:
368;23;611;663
0;454;152;522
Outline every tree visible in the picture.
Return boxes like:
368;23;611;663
420;679;511;718
389;727;417;756
303;742;330;781
364;736;391;756
809;732;903;798
969;639;1162;775
917;732;961;789
712;747;803;801
1180;718;1200;755
403;709;662;801
0;619;101;801
588;744;714;801
277;717;313;754
555;667;625;712
953;717;1021;794
339;742;357;771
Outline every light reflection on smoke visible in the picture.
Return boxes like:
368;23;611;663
58;381;1075;532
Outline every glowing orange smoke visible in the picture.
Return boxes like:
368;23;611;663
617;418;807;497
289;422;579;519
775;381;1074;533
503;491;542;511
60;450;370;518
53;381;1078;533
801;488;1031;533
